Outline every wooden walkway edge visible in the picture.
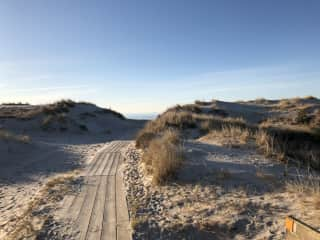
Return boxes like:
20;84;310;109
285;216;320;240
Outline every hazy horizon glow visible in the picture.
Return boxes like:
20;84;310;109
1;1;320;114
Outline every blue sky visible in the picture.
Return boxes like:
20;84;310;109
0;0;320;114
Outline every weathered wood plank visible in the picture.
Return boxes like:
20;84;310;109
86;176;108;240
285;216;320;240
101;176;117;240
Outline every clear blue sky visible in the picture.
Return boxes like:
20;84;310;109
0;0;320;113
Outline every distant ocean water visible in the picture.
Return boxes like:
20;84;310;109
125;113;158;120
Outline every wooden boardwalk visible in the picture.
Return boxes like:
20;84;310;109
285;216;320;240
62;141;131;240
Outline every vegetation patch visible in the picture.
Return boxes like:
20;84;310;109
137;101;320;171
0;130;31;144
141;130;184;185
200;125;251;148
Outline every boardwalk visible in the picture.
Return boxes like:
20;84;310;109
62;141;131;240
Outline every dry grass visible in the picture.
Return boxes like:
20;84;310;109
303;95;318;100
200;121;320;170
0;130;31;143
199;117;247;134
136;131;157;149
286;172;320;209
136;110;198;149
255;126;320;169
41;113;71;131
0;99;75;120
141;130;184;185
255;130;280;159
136;108;247;149
277;99;296;110
201;125;251;148
41;99;75;115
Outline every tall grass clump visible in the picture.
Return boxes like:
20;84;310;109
199;117;247;134
255;126;320;170
202;125;251;147
142;130;184;185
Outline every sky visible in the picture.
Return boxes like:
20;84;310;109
0;0;320;114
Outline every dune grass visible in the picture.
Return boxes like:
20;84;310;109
201;125;251;148
137;103;320;171
141;130;184;185
286;171;320;209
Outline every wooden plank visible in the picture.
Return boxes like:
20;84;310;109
285;216;320;240
68;178;90;222
76;176;100;240
101;176;116;240
86;147;107;176
95;153;111;176
91;151;108;176
116;171;132;240
86;176;108;240
109;153;119;176
61;141;132;240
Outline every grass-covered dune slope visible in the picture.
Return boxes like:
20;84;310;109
137;96;320;183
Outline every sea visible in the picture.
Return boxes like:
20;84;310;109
125;113;158;120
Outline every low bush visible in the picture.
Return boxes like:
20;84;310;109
136;111;198;149
136;131;157;149
142;130;184;185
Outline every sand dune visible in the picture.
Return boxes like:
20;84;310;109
1;98;319;239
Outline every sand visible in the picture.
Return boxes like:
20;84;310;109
123;140;320;239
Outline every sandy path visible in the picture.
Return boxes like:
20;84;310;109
60;141;132;240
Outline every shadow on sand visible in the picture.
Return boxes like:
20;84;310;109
175;141;290;196
0;121;146;185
